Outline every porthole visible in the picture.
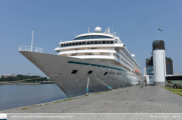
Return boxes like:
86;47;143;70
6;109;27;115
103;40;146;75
71;70;78;74
104;72;108;75
87;71;93;74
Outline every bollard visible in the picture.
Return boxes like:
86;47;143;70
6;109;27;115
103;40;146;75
85;92;89;96
85;77;89;96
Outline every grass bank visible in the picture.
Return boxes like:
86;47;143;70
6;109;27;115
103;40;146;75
164;87;182;97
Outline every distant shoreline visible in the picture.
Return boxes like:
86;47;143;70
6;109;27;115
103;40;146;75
0;82;41;85
0;82;55;85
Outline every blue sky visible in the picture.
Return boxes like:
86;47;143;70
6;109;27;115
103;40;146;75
0;0;182;76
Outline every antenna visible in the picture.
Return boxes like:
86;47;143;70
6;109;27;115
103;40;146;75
157;28;162;40
105;27;110;34
157;29;159;40
31;29;34;51
88;27;90;33
112;21;113;33
93;23;94;32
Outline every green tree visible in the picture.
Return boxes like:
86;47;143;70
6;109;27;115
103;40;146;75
0;76;4;81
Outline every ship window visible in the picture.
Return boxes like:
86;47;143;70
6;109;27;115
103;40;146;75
76;42;78;45
69;43;71;46
72;43;75;46
79;42;82;45
82;42;86;45
71;70;78;74
87;71;93;74
104;72;108;75
87;41;90;44
98;41;101;44
110;41;113;44
61;44;63;47
106;41;109;44
102;41;105;44
66;44;69;46
91;41;94;44
94;41;97;44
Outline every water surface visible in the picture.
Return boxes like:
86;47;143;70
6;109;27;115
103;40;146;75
0;84;67;111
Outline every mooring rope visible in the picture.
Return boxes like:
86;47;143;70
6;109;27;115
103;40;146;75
94;76;112;90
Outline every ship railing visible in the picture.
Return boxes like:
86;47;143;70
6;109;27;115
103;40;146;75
19;46;43;53
69;53;114;56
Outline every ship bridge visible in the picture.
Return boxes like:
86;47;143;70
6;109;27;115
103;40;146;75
74;33;113;40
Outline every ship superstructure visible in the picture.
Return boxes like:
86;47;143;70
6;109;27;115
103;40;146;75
55;27;141;76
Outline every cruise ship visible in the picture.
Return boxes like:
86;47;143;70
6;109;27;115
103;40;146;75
19;27;142;98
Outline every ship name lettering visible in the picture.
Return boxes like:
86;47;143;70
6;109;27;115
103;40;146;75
116;73;122;75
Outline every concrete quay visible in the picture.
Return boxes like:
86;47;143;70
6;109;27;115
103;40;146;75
1;86;182;113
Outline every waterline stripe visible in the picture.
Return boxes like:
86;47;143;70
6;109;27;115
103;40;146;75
68;61;127;72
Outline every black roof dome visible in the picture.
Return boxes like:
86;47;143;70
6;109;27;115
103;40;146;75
153;40;165;50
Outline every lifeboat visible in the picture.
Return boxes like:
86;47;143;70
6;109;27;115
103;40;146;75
135;69;140;72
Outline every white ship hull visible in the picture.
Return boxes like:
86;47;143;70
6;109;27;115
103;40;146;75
20;51;139;98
